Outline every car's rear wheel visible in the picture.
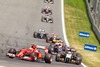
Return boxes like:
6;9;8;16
7;48;16;58
8;48;16;54
44;54;52;63
75;54;82;65
65;58;71;63
55;53;61;62
30;52;37;61
33;32;37;38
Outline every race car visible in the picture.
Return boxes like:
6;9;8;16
41;6;52;15
33;29;48;39
41;15;53;23
6;45;53;63
55;47;82;65
44;0;54;4
46;33;61;43
48;41;64;54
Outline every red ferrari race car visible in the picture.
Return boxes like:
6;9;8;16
6;45;53;63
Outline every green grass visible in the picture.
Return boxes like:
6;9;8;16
64;0;100;67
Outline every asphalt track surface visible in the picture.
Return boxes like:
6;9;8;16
0;0;83;67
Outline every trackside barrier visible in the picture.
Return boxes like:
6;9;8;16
61;0;87;67
84;0;100;42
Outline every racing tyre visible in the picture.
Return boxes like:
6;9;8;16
41;17;43;22
44;54;52;63
43;34;48;39
44;0;48;3
50;0;54;4
65;58;71;63
30;52;37;61
55;53;61;62
46;37;50;43
8;48;16;58
75;54;82;65
48;44;53;53
33;32;37;38
76;59;82;65
41;8;44;14
8;48;16;54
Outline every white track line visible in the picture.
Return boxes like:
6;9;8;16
61;0;87;67
0;66;5;67
61;0;69;47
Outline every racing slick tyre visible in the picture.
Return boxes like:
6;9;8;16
44;0;54;4
44;0;48;3
33;32;37;38
46;38;49;43
41;16;44;22
65;58;71;63
8;48;16;54
49;0;54;4
48;44;53;53
49;20;53;23
55;53;61;62
41;8;44;14
7;48;16;58
30;52;37;61
43;34;47;39
76;58;82;65
41;16;45;22
44;54;52;63
75;53;82;65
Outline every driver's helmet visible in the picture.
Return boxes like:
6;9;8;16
38;29;42;32
53;33;56;36
42;29;45;32
58;40;63;43
68;51;71;54
71;48;76;52
52;33;57;38
66;47;71;51
45;6;50;9
31;45;37;49
53;39;57;43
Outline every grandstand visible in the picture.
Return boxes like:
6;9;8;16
85;0;100;42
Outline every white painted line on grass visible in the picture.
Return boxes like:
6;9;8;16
61;0;87;67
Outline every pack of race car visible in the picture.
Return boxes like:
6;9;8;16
6;0;82;65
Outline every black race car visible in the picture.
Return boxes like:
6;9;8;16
46;36;61;43
41;15;53;23
44;0;54;4
55;47;82;65
33;29;48;39
48;42;64;55
41;7;52;15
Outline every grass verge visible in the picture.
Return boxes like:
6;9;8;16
64;0;100;67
